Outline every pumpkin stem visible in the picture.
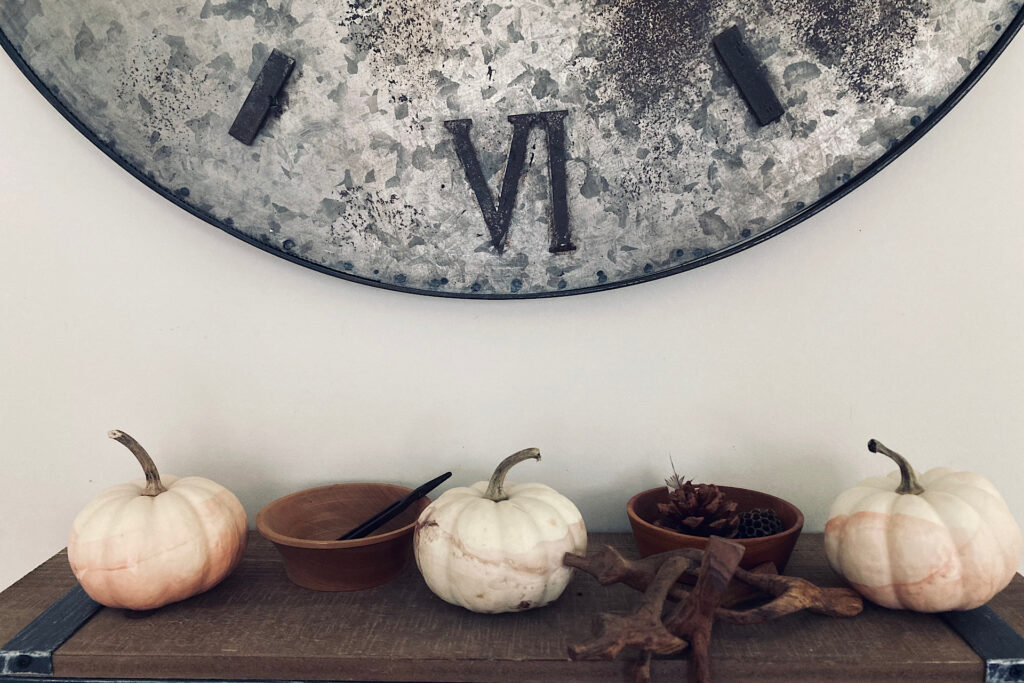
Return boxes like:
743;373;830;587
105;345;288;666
868;439;924;495
484;448;541;502
109;430;167;496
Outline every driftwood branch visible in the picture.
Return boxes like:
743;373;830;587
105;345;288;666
719;569;863;624
634;649;653;683
564;542;863;683
568;556;691;662
565;544;863;624
662;537;744;683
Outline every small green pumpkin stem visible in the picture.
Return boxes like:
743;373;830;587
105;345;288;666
109;430;167;496
868;439;924;495
484;448;541;502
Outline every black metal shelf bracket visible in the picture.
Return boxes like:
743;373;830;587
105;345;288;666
942;605;1024;683
0;586;101;675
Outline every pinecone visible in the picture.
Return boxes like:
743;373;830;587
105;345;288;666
736;508;784;539
654;473;739;538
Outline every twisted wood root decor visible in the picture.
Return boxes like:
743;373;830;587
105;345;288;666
564;538;864;683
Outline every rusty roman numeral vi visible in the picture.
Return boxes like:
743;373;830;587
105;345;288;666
444;110;575;255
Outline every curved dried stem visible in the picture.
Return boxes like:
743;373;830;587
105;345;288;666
108;429;166;496
484;448;540;502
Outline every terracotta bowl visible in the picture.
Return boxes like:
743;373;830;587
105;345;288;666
627;486;804;572
256;483;431;591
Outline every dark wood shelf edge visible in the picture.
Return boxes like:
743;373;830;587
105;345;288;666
1;533;1021;683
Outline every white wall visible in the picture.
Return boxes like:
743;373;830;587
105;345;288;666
1;37;1022;592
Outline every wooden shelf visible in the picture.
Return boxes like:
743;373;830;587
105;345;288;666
1;532;1021;682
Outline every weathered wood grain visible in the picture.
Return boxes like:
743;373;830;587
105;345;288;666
0;533;1020;682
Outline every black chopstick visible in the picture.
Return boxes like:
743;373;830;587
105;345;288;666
337;472;452;540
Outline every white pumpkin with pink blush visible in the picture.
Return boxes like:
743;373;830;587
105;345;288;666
68;430;248;610
414;448;587;614
825;439;1022;612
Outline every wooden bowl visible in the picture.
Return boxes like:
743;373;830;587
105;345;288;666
256;483;430;591
627;486;804;571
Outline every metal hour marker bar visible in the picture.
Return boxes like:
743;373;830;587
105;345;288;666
713;26;784;126
228;48;296;145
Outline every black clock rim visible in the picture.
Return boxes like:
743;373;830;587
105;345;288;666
1;10;1021;300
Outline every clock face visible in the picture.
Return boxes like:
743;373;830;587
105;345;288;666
1;1;1020;298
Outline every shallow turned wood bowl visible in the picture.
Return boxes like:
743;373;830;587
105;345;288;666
256;483;430;591
627;486;804;572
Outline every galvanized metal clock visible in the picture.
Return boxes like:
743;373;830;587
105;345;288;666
1;1;1020;297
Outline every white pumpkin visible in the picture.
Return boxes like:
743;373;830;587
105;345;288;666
414;448;587;613
68;430;248;610
825;439;1022;612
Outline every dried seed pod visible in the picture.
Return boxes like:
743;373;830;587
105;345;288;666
737;508;783;539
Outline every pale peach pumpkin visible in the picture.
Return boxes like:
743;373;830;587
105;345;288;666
68;430;248;610
825;439;1022;612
